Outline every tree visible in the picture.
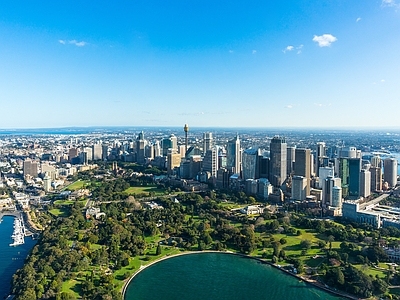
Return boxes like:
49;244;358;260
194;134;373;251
156;244;162;255
300;239;312;250
327;235;335;251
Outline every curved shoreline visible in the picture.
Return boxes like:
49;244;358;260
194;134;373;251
121;250;360;300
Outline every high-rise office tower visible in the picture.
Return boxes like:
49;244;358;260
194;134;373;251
184;124;189;155
294;148;311;196
384;158;398;188
292;176;307;201
167;150;181;175
340;146;357;158
286;146;296;176
316;142;327;176
269;136;287;187
348;158;361;197
83;147;93;162
145;144;154;160
226;135;241;174
318;166;334;189
258;155;270;179
370;167;382;191
371;156;382;168
322;176;341;206
136;131;146;164
92;143;102;160
203;132;213;154
202;147;218;178
331;186;342;208
154;141;161;157
23;159;38;177
162;135;177;157
242;148;258;180
102;145;109;160
359;169;371;197
68;148;79;162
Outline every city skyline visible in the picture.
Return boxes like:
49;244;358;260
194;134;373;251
1;1;400;128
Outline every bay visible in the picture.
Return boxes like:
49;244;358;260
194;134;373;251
0;216;36;298
124;252;344;300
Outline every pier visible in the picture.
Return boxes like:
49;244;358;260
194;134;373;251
0;209;41;237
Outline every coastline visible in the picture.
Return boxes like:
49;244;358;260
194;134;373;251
121;250;360;300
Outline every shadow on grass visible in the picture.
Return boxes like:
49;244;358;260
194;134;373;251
284;244;303;251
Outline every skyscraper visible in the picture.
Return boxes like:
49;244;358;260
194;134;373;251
203;132;213;154
202;147;218;178
359;169;371;197
384;158;398;188
316;142;327;176
136;131;146;164
226;135;241;175
269;136;287;187
348;158;361;197
184;124;189;155
294;148;311;196
292;176;307;201
23;159;38;177
242;148;258;180
286;146;296;176
370;166;382;191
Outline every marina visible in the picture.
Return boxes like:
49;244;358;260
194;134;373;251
9;218;25;247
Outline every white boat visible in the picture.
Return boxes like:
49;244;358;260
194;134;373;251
9;217;25;247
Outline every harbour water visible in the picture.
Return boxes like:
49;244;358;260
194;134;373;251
124;252;344;300
0;216;36;298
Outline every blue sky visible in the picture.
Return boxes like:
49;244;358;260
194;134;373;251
1;0;400;128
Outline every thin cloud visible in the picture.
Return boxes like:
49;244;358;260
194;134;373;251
356;17;362;22
229;50;234;54
252;50;257;54
382;0;399;7
59;39;88;47
283;45;294;53
285;105;293;109
296;44;303;54
283;45;303;54
312;34;337;47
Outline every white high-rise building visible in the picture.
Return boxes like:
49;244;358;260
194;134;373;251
318;166;334;189
331;186;342;208
371;156;382;168
384;158;398;188
292;176;307;201
360;169;371;197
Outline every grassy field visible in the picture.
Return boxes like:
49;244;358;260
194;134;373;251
49;208;69;217
124;185;166;196
66;180;89;191
54;199;87;206
353;264;387;278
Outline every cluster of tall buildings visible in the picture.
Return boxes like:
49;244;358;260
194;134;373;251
15;126;399;205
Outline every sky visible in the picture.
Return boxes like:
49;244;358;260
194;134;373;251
1;0;400;129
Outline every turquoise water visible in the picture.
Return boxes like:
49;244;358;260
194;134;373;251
0;216;36;298
125;252;343;300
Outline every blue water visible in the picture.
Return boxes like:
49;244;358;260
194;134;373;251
125;253;344;300
0;216;36;298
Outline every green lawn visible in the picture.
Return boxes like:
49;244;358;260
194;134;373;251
353;264;386;278
54;199;87;206
49;208;69;217
124;185;166;196
66;180;89;191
